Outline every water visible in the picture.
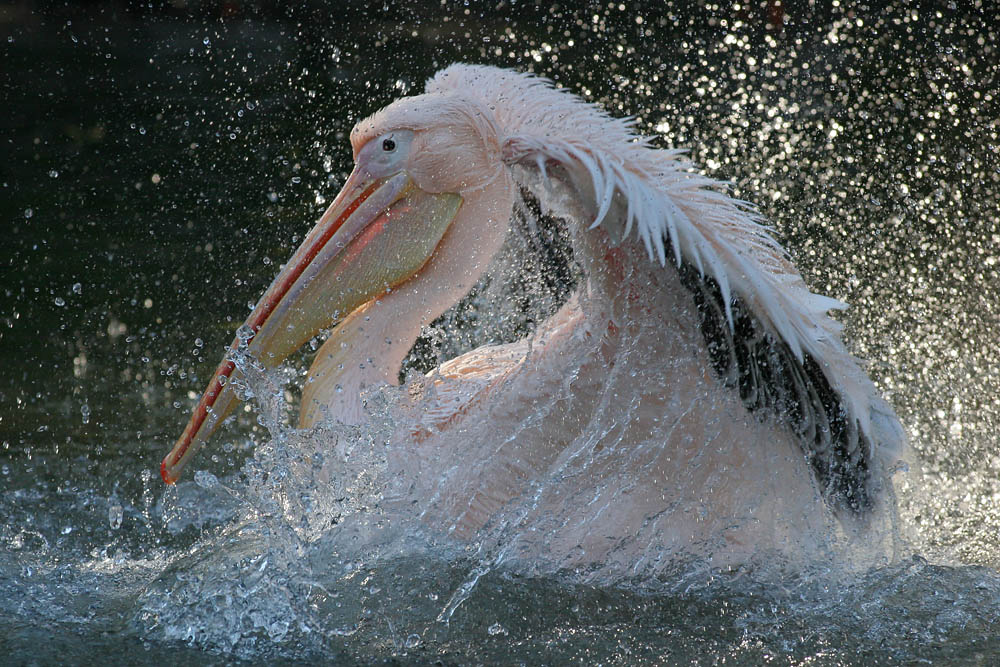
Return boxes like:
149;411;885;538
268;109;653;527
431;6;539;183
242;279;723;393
3;2;999;663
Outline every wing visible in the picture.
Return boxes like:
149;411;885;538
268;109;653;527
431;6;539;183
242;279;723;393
409;341;526;441
676;247;880;516
427;64;909;518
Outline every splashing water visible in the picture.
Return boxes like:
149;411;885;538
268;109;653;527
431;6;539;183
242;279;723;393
132;196;989;660
3;2;1000;663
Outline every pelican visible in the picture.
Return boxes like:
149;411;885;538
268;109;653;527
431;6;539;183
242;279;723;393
162;64;908;567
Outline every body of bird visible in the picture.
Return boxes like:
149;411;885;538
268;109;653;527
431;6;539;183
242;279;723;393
162;64;909;572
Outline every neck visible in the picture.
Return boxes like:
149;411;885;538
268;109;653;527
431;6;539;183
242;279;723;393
299;298;416;427
298;171;515;428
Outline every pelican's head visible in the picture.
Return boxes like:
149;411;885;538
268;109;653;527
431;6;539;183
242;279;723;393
161;91;514;484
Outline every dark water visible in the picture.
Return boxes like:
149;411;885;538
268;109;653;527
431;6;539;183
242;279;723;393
2;2;999;663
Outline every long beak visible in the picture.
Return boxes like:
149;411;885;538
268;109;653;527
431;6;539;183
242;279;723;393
161;168;462;484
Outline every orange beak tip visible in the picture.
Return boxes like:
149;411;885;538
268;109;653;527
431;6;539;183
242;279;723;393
161;458;177;485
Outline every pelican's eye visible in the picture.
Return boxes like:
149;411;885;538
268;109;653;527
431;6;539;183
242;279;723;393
360;130;412;175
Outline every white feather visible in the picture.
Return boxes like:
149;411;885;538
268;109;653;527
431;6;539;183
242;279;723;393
426;63;909;473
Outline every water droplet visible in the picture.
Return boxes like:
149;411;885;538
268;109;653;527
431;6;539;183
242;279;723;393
54;297;65;306
72;282;82;294
108;501;123;530
23;208;32;218
236;324;255;344
267;620;289;641
195;470;219;489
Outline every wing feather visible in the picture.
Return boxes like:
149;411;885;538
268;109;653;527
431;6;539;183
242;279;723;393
425;64;909;515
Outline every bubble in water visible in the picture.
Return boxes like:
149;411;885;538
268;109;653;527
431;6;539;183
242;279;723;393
267;620;289;642
72;282;82;294
108;500;123;530
80;403;90;424
54;297;65;306
60;526;73;535
404;634;421;649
